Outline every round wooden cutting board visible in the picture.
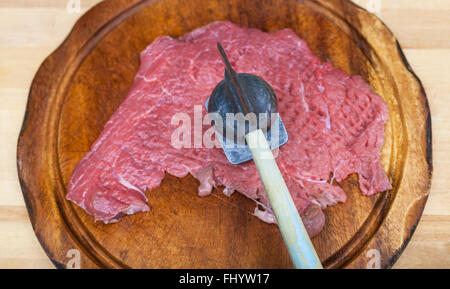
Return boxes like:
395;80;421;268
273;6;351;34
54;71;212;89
17;0;431;269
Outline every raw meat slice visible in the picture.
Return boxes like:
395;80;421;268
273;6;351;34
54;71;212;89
67;21;391;236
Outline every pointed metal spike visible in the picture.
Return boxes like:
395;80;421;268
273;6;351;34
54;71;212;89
217;43;251;114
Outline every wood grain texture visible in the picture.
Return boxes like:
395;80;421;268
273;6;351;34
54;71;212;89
1;0;447;269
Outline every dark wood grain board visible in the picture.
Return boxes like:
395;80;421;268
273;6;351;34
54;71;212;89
17;0;432;268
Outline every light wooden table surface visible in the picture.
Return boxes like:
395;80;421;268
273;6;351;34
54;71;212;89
0;0;448;269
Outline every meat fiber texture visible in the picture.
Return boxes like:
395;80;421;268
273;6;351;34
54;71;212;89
67;21;391;237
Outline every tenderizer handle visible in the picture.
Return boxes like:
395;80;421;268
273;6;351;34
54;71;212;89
245;129;323;269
